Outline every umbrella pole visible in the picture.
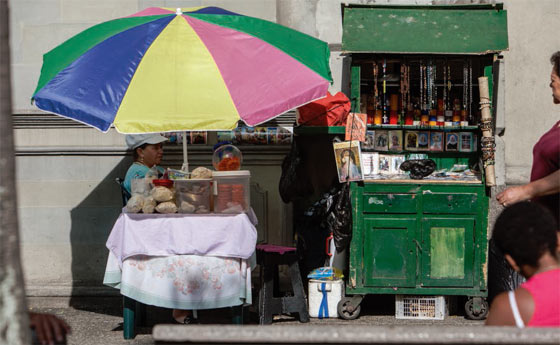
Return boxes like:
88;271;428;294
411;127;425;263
182;132;189;173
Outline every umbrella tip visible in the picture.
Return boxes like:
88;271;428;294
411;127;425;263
176;8;182;15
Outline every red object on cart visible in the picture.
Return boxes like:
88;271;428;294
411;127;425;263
296;92;351;126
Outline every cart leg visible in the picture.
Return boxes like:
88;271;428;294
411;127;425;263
123;296;136;339
135;301;146;327
231;305;244;325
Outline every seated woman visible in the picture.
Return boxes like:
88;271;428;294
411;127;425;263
124;134;168;194
486;201;560;327
124;134;198;324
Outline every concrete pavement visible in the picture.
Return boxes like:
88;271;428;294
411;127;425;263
27;295;485;345
26;296;560;345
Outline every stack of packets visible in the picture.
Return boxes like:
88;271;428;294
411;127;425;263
307;267;344;281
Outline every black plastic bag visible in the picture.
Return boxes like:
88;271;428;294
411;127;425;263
324;182;353;252
278;140;313;203
400;159;437;179
487;239;525;303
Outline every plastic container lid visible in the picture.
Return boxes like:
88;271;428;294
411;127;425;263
212;170;250;177
152;179;174;187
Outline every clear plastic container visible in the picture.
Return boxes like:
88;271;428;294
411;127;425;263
212;170;250;213
174;179;211;214
131;178;151;196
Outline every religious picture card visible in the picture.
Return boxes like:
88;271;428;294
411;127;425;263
388;130;403;151
216;131;233;143
254;127;268;145
277;127;293;145
417;131;430;151
429;131;444;152
190;131;207;145
459;132;474;152
333;141;364;183
390;155;406;175
374;130;389;151
267;127;279;145
361;152;379;176
345;113;367;142
361;130;376;152
445;132;459;151
378;154;391;175
404;131;418;151
232;127;243;145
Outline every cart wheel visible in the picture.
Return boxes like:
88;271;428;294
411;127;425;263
465;298;489;320
337;297;361;320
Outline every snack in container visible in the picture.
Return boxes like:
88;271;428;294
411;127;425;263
155;201;178;214
190;167;213;179
212;144;242;171
175;179;211;214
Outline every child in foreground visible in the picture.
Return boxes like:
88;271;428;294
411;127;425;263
486;201;560;327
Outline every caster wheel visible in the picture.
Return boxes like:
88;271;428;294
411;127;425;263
465;298;489;320
337;297;361;320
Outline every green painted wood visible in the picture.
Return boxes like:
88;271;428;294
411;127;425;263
422;192;478;214
351;65;361;112
363;193;417;213
363;217;416;287
484;64;494;102
349;182;364;289
420;217;475;287
293;126;346;135
346;286;486;296
347;183;487;296
342;6;508;54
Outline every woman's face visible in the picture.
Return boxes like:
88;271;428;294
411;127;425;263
138;143;163;167
550;67;560;104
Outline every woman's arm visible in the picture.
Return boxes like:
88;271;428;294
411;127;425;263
496;170;560;206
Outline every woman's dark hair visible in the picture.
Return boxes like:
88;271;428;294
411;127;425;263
551;51;560;76
492;201;558;267
132;143;148;161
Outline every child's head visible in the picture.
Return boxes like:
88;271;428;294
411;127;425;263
493;201;559;269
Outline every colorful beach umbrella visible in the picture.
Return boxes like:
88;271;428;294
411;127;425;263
32;6;332;134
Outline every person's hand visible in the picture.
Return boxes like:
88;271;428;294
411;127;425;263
29;312;71;345
496;185;530;207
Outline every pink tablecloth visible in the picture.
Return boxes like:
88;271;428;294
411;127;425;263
106;210;257;268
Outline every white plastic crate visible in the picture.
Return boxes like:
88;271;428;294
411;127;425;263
395;295;448;320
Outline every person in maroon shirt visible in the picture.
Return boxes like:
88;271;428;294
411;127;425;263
497;52;560;222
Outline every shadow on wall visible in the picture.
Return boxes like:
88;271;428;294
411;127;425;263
69;156;131;315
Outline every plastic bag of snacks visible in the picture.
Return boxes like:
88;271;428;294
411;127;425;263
307;267;344;281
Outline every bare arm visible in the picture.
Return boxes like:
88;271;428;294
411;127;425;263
486;292;516;326
496;170;560;206
486;289;534;327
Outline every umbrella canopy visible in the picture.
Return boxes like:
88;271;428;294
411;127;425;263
32;6;332;134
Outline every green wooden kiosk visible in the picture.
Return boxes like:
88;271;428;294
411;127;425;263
294;4;508;320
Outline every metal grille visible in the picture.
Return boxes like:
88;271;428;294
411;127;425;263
395;295;447;320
